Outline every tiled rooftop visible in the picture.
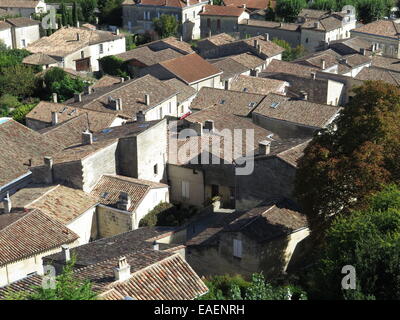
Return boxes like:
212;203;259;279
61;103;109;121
253;93;341;128
229;75;287;95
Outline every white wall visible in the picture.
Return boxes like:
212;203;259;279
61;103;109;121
66;206;97;245
0;28;12;48
134;187;169;228
13;25;40;49
327;79;344;106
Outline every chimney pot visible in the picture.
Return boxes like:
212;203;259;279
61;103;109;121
116;28;120;35
259;140;271;155
61;245;70;262
44;156;53;168
145;94;150;106
311;72;316;80
74;93;82;102
82;130;93;145
253;39;258;48
153;241;159;251
224;80;229;90
360;48;366;55
117;192;131;211
136;110;145;122
51;111;58;125
114;257;131;282
85;85;93;95
76;33;80;41
2;192;11;214
204;120;214;132
300;90;308;100
52;92;58;103
264;33;269;41
321;59;326;69
120;77;125;83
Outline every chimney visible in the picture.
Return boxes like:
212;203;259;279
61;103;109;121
257;44;261;54
204;120;214;132
74;93;82;102
253;39;258;48
61;245;70;262
264;33;269;41
116;28;120;35
108;96;121;110
180;35;183;41
76;33;80;41
50;111;58;126
136;110;145;122
76;21;80;28
187;0;190;6
145;94;150;106
208;29;211;38
360;48;366;56
311;72;316;80
321;59;326;69
224;80;229;90
300;91;308;100
152;241;159;251
84;85;94;95
259;140;271;155
2;192;11;214
242;4;246;8
117;192;131;211
52;92;58;103
314;21;320;28
120;77;125;83
82;130;93;145
114;257;131;282
44;156;53;168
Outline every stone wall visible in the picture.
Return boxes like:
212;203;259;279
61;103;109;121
96;205;134;239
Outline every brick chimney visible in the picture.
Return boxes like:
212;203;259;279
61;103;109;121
82;130;93;145
145;94;150;106
51;111;58;125
114;257;131;282
117;192;131;211
74;93;82;102
2;192;11;214
136;110;145;122
61;245;70;262
259;140;271;155
204;120;214;132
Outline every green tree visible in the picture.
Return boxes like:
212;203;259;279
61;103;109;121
295;81;400;241
276;0;307;22
98;55;128;77
272;38;307;61
72;1;79;26
198;273;307;300
307;185;400;300
0;64;36;98
357;0;394;23
152;14;179;39
80;0;98;23
5;255;97;300
97;0;123;25
308;0;338;10
265;5;276;21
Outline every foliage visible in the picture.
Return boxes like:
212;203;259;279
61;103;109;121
272;38;307;61
99;55;128;77
79;0;98;24
199;273;307;300
306;185;400;300
139;202;199;227
265;5;276;21
97;0;123;26
0;94;19;117
125;33;137;51
5;255;97;300
0;64;36;98
43;67;87;102
308;0;337;10
295;81;400;241
0;48;31;72
11;102;38;124
276;0;307;22
152;14;179;39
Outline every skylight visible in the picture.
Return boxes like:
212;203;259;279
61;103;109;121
270;102;280;109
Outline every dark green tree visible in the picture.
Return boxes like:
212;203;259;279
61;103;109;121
72;1;79;26
276;0;307;22
307;184;400;300
98;55;128;77
152;14;179;39
295;81;400;241
272;38;307;61
0;65;36;98
60;2;68;26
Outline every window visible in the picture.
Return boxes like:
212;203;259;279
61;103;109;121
233;239;242;258
21;39;26;47
182;181;190;199
99;44;104;54
154;164;158;175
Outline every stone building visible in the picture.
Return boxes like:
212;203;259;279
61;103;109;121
27;26;126;72
0;17;40;49
199;4;249;38
186;198;309;278
0;0;47;18
0;209;79;286
122;0;208;41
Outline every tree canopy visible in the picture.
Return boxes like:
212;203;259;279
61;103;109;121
152;14;179;39
276;0;307;22
295;81;400;240
306;184;400;300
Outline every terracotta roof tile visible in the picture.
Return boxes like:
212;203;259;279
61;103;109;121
352;19;400;39
199;4;246;17
0;209;78;266
230;75;287;95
